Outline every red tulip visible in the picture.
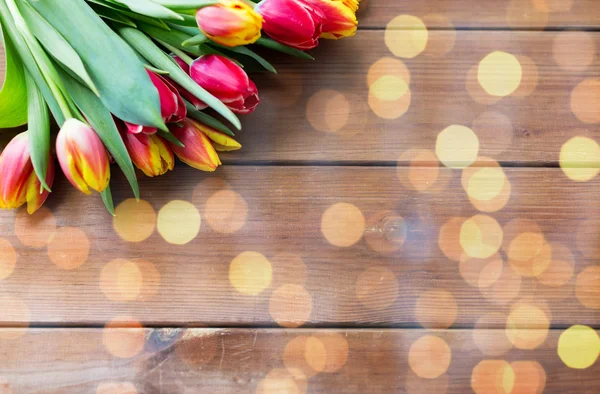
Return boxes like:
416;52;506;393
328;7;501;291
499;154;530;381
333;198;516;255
195;0;263;47
56;119;110;194
189;54;259;115
168;119;221;172
0;132;54;214
122;132;174;177
257;0;325;50
125;71;186;134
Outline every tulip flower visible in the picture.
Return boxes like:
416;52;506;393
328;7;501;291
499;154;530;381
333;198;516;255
168;119;221;172
0;132;54;214
257;0;325;50
195;0;263;47
125;71;186;135
171;56;209;111
304;0;358;39
192;121;242;151
122;132;174;177
189;54;260;114
56;119;110;194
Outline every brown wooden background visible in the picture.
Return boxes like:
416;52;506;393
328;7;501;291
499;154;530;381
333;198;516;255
1;0;600;393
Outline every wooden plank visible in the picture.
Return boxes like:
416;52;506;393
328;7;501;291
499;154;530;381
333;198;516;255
224;30;600;165
0;327;597;394
4;30;600;165
0;166;599;327
358;0;600;29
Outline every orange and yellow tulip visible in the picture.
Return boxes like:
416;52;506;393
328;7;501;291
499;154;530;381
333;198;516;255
0;132;54;214
168;119;221;172
123;132;174;177
195;0;263;47
191;120;242;151
305;0;358;39
56;119;110;194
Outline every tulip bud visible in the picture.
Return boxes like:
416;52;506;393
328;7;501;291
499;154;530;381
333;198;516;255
189;55;259;114
191;120;242;151
168;119;221;172
0;132;54;214
304;0;358;39
196;0;263;47
257;0;325;50
125;71;186;134
171;56;208;110
123;132;174;177
56;118;110;194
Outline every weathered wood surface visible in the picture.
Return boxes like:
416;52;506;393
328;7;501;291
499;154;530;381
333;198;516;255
0;328;597;394
0;166;598;327
358;0;600;28
4;30;600;165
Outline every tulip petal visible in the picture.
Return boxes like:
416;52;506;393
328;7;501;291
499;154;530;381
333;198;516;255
169;119;221;171
192;120;242;150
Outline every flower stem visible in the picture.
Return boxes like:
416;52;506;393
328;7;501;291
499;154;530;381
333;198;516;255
155;38;195;65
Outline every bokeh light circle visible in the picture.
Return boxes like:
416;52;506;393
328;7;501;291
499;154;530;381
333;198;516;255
471;360;515;394
385;15;428;58
553;32;595;72
113;199;156;243
477;52;522;97
558;325;600;369
321;203;365;247
505;304;549;349
100;259;143;302
0;238;17;280
157;200;201;245
559;136;600;182
473;312;513;356
229;251;272;295
269;284;312;328
570;79;600;124
575;266;600;309
460;215;503;259
204;189;248;234
306;89;350;133
14;207;56;248
415;289;457;329
47;227;90;270
436;125;479;168
103;317;145;358
408;335;451;379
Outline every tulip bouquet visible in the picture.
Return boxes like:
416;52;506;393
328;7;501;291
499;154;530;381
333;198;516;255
0;0;358;214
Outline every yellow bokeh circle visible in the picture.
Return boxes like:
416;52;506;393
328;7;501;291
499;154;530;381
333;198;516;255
558;325;600;369
559;136;600;182
113;199;156;243
229;251;272;295
477;51;522;97
436;125;479;168
157;200;201;245
460;215;503;259
408;335;451;379
385;15;428;59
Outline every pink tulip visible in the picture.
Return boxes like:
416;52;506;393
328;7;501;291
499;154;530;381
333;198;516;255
56;119;110;194
0;132;54;214
125;71;186;134
257;0;325;50
188;54;260;114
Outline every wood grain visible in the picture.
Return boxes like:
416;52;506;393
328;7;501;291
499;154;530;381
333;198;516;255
0;327;596;394
225;30;600;165
3;31;600;165
358;0;600;28
0;166;598;327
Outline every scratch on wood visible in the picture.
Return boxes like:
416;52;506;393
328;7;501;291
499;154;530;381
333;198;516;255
252;331;258;349
219;336;225;370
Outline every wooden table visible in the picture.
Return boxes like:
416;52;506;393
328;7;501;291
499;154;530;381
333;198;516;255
1;0;600;392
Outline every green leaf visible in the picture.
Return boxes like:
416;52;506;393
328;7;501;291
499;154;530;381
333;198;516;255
100;185;115;215
182;33;207;47
157;129;184;147
184;100;235;137
30;0;166;130
211;43;277;73
0;1;65;125
0;24;28;127
24;71;51;191
92;5;137;27
118;27;241;130
256;37;314;60
18;0;99;95
88;0;172;29
165;21;200;36
108;0;184;20
136;22;206;57
59;69;140;200
152;0;218;10
166;12;197;26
